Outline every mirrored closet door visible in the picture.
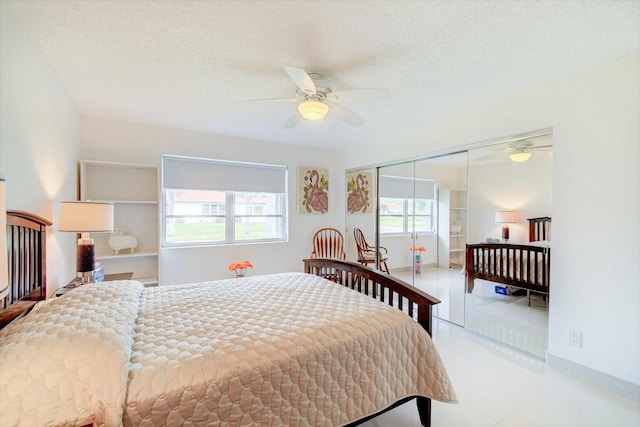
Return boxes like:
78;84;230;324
376;161;418;284
348;153;468;327
345;132;552;357
412;153;468;326
464;135;553;358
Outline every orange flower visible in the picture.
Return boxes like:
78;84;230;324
228;260;254;271
410;246;426;252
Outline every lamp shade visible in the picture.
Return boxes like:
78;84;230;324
298;100;329;120
0;179;8;300
59;201;114;232
509;152;532;162
495;210;518;223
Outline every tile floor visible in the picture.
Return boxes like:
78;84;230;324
364;267;639;426
394;266;549;358
361;319;640;427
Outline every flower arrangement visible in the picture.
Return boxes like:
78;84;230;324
410;247;426;274
228;260;253;278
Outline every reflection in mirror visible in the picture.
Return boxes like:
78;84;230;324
377;162;415;280
347;132;553;357
415;153;468;326
345;167;377;264
375;154;469;327
465;134;553;358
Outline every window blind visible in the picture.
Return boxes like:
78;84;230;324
162;155;287;193
379;175;436;199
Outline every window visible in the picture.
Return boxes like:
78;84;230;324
202;203;225;215
379;175;436;234
233;192;285;241
162;155;287;246
379;198;435;233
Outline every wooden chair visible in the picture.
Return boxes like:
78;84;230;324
311;227;346;260
354;227;390;273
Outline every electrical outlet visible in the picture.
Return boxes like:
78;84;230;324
568;329;582;347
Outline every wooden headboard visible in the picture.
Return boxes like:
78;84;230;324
528;216;551;242
0;210;52;329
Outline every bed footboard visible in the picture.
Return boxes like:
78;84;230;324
304;258;440;427
465;244;550;297
304;258;440;335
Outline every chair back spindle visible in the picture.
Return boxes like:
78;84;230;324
311;227;346;260
353;228;390;273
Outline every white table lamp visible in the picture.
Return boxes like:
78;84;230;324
59;201;114;283
495;210;518;243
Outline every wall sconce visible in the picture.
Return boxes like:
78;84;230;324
495;210;518;243
59;201;114;284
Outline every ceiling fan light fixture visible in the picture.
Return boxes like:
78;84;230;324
510;151;532;162
298;100;328;120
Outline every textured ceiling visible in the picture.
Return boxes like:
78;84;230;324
7;0;640;150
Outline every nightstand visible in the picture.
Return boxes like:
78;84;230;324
55;272;134;297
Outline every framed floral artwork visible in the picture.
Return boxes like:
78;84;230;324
346;171;372;214
298;166;329;214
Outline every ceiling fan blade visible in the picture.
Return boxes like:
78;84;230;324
328;103;365;127
529;144;554;151
283;110;302;129
284;66;317;96
471;153;501;163
238;97;298;103
327;88;391;103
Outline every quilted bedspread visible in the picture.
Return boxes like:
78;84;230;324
0;273;456;426
0;281;143;426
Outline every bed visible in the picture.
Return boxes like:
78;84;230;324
465;217;551;305
0;209;457;427
0;210;51;329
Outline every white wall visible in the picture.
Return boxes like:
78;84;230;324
0;4;80;296
340;55;640;387
80;116;343;285
467;155;553;244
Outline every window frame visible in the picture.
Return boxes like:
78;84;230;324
379;196;436;235
161;156;288;247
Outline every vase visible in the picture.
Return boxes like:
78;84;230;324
415;254;422;274
235;268;246;278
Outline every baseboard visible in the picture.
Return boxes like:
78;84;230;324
390;263;438;273
547;353;640;400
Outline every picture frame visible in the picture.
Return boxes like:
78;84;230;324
346;171;372;214
298;166;329;214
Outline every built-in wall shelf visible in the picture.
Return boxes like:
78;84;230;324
438;188;467;269
80;160;159;285
96;251;159;261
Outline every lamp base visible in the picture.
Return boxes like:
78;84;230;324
502;225;510;243
76;243;96;284
75;271;96;285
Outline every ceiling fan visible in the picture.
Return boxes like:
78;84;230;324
473;140;553;163
242;66;390;128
